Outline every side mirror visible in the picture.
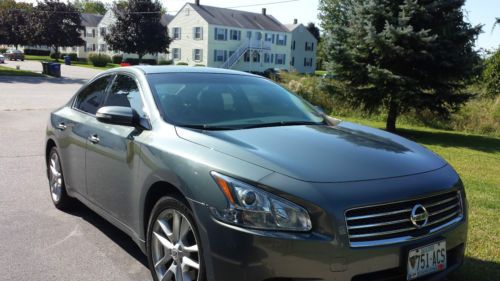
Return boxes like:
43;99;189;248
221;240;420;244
96;106;138;127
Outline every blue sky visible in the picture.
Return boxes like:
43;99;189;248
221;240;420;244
163;0;499;51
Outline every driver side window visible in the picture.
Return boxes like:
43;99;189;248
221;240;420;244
74;75;113;115
103;74;145;116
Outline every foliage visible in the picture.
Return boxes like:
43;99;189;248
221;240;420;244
30;0;85;60
88;52;111;67
112;54;123;64
61;53;78;61
0;0;33;47
176;62;188;65
316;40;326;70
158;59;173;65
72;0;107;15
0;48;8;54
306;22;321;41
123;58;157;65
320;0;481;132
482;48;500;98
23;48;51;56
105;0;171;63
194;64;205;67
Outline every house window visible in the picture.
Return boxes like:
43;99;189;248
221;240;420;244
92;29;96;38
244;51;250;62
213;49;227;62
100;27;106;36
252;51;260;62
214;28;227;41
193;27;203;40
92;44;96;51
291;40;296;50
230;30;241;41
193;49;203;61
275;54;286;65
305;42;315;51
172;48;181;60
264;53;273;63
229;51;235;57
276;34;287;46
99;44;107;51
304;57;313;67
246;31;252;39
264;33;274;43
255;32;262;41
185;7;190;16
291;56;295;66
172;27;181;40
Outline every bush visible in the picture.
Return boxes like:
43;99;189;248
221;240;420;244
483;48;500;98
88;53;111;67
123;58;157;65
0;48;7;54
23;49;51;56
158;59;173;65
176;62;188;66
66;53;78;61
50;52;61;60
112;55;123;64
194;64;205;67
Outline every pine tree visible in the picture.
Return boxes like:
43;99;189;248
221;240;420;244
105;0;171;63
320;0;481;132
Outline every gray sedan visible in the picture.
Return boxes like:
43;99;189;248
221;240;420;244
45;66;467;281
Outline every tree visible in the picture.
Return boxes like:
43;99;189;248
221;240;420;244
105;0;171;63
306;22;321;41
73;0;107;15
30;0;84;59
483;48;500;97
0;0;33;48
320;0;481;132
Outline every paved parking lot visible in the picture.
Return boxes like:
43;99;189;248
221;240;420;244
0;70;152;281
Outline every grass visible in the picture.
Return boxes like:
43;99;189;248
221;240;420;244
0;65;44;77
341;117;500;281
25;55;119;70
315;70;327;76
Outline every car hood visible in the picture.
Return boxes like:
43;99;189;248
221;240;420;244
175;121;447;183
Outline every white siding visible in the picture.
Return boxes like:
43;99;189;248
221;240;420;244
289;24;317;74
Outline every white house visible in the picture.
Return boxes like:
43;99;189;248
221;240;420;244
165;0;293;72
59;13;103;58
285;19;318;74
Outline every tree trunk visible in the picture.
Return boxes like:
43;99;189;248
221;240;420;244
53;46;59;62
138;54;143;64
386;101;398;133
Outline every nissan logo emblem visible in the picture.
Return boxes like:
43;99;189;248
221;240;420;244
410;204;429;228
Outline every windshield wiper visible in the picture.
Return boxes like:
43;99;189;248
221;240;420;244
241;120;326;129
176;124;237;131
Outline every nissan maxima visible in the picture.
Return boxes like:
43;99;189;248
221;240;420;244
45;66;467;281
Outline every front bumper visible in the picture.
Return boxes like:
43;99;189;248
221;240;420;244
191;200;467;281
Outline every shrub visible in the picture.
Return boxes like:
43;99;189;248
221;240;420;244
483;48;500;98
112;55;123;64
88;53;111;67
65;53;78;61
123;58;157;65
0;48;7;54
23;49;51;56
176;62;188;66
194;64;205;67
50;52;61;59
158;59;173;65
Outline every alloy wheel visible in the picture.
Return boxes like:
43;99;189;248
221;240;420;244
152;209;200;281
49;151;63;203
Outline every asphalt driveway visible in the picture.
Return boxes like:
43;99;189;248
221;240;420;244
2;59;101;80
0;73;152;281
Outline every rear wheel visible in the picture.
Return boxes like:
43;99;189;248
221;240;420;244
146;196;205;281
47;147;73;209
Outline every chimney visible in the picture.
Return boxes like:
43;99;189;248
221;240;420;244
293;19;298;24
262;8;266;15
195;0;200;6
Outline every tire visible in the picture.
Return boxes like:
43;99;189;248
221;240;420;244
47;147;74;210
146;196;206;281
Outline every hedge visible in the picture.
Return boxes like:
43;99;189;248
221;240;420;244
24;49;51;56
88;53;111;67
112;55;123;64
123;58;157;65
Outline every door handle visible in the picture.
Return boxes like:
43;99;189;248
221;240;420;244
56;122;67;131
88;134;100;144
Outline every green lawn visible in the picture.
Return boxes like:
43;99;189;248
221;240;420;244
342;118;500;281
315;70;327;76
25;55;119;70
0;65;44;77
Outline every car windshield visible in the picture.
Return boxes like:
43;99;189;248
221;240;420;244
147;73;324;130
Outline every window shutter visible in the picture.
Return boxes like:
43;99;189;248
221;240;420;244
214;50;217;61
200;50;203;61
192;49;195;60
193;27;196;39
224;29;228;40
201;27;203;40
312;42;314;51
214;28;218;40
284;35;287;45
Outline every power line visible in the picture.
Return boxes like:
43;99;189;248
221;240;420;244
4;0;301;15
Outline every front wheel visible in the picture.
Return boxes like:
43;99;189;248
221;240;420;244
146;196;205;281
47;147;74;209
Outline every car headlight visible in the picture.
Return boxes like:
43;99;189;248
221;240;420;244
210;171;312;232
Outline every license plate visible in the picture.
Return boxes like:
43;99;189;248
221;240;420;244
407;240;447;280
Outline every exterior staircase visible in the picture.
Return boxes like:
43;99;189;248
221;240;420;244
221;39;272;69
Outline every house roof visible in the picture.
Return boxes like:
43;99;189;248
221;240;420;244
80;13;103;27
186;3;289;32
160;14;175;26
284;23;300;31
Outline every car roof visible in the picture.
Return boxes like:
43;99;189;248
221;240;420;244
129;65;258;76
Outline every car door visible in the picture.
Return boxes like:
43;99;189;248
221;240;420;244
85;73;146;224
54;75;114;197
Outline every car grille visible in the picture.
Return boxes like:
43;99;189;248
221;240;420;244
345;191;464;247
